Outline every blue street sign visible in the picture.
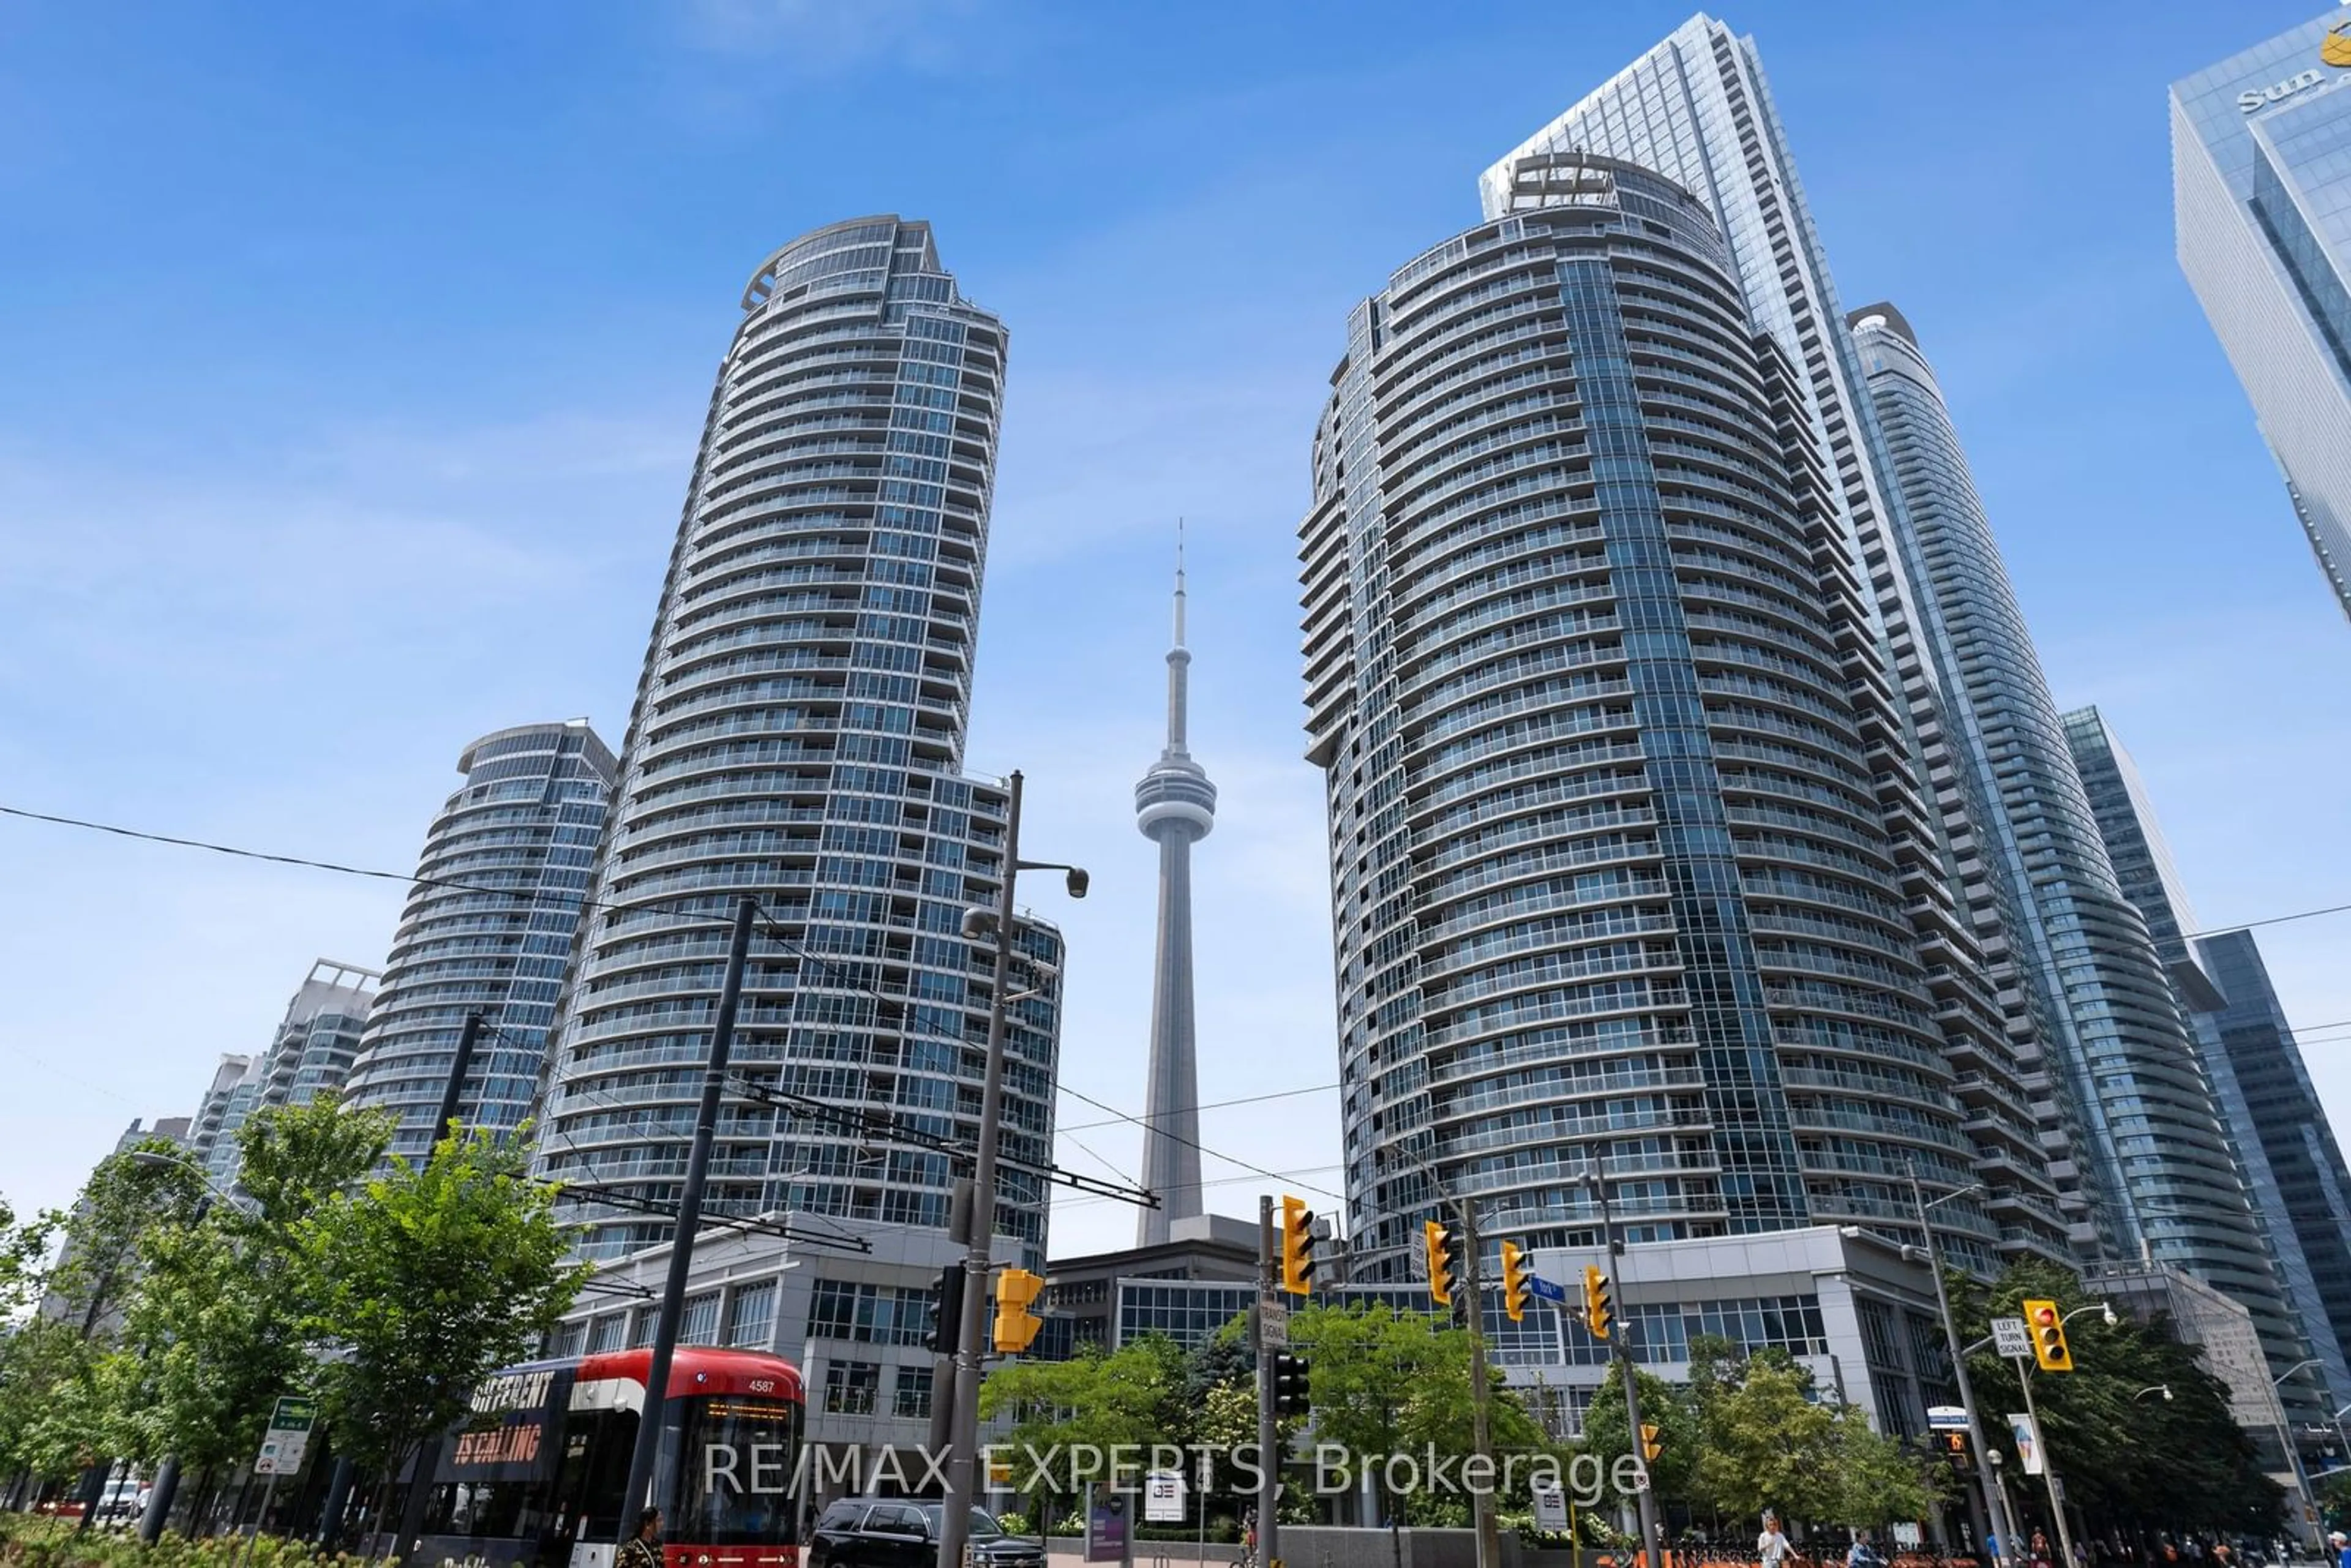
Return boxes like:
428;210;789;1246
1529;1274;1568;1304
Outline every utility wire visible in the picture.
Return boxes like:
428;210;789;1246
2184;901;2351;940
1053;1165;1348;1213
38;799;2351;1210
1057;1081;1338;1132
1056;1079;1346;1204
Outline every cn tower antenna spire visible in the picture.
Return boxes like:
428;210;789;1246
1134;519;1214;1245
1174;519;1187;647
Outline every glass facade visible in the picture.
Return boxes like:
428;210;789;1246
2191;931;2351;1419
1299;156;2004;1279
188;959;379;1188
2173;9;2351;620
533;217;1062;1264
1469;15;2067;1270
1108;1278;1822;1368
2064;705;2349;1431
1851;307;2282;1315
342;721;615;1163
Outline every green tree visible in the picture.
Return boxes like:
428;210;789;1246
303;1122;587;1510
1289;1302;1555;1525
1693;1352;1843;1526
1580;1359;1701;1504
111;1098;391;1521
47;1140;208;1340
0;1149;202;1493
0;1196;60;1318
1630;1347;1940;1534
1952;1260;2281;1537
1829;1407;1941;1529
981;1337;1190;1530
0;1319;99;1485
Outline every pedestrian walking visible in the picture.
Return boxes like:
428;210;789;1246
2328;1531;2349;1568
1760;1512;1796;1568
620;1507;663;1568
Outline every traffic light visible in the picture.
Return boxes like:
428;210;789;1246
1281;1195;1316;1297
1498;1241;1532;1323
923;1267;966;1355
2023;1297;2072;1373
992;1267;1045;1354
1423;1219;1457;1308
1581;1264;1614;1340
1272;1352;1311;1417
1939;1432;1971;1471
1639;1424;1661;1463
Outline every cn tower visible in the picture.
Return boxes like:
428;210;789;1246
1133;542;1216;1245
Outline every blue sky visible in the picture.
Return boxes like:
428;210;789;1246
2;1;2347;1258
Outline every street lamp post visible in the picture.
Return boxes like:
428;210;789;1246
1904;1166;2017;1567
936;772;1086;1568
127;1149;254;1545
2273;1359;2327;1546
1583;1160;1662;1568
1382;1144;1502;1568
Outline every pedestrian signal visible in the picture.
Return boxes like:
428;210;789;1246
992;1267;1045;1353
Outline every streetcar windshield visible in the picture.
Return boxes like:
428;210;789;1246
674;1395;800;1545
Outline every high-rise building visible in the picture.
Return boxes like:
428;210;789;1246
1847;305;2288;1323
535;217;1063;1267
2173;10;2351;621
190;959;379;1188
2194;930;2351;1413
2064;704;2349;1427
187;1054;254;1170
342;721;615;1163
1133;555;1215;1245
1457;16;2070;1267
1300;154;2009;1274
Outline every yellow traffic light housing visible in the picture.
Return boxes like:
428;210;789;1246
1280;1195;1316;1297
1499;1240;1531;1323
1423;1220;1455;1308
1640;1423;1661;1462
2023;1297;2072;1373
992;1267;1045;1353
1581;1264;1613;1340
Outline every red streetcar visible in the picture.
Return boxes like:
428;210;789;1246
397;1345;804;1568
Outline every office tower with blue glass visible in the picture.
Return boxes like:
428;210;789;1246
1456;16;2068;1269
536;218;1063;1267
2065;704;2351;1436
1847;305;2290;1339
1133;558;1215;1247
342;720;615;1163
2174;9;2351;621
1301;154;2013;1277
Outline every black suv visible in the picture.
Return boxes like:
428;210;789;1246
806;1499;1043;1568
